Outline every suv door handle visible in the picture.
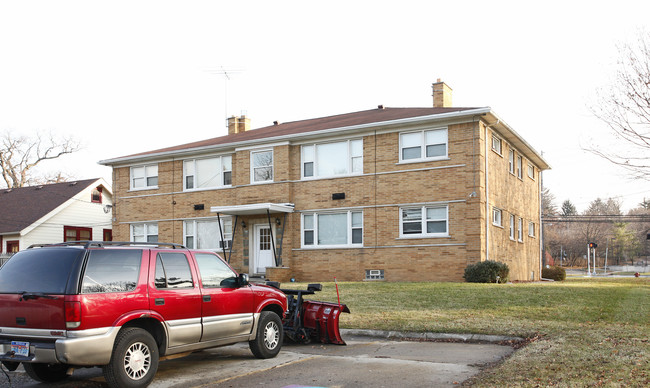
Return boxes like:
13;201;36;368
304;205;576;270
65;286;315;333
203;295;211;302
155;298;165;306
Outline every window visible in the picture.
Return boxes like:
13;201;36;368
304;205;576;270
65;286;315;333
302;211;363;247
251;150;273;183
492;208;502;227
6;240;19;254
492;136;502;155
399;128;447;162
91;186;102;203
183;155;232;190
195;253;238;288
131;223;158;242
518;218;523;242
154;253;193;289
365;269;384;281
528;222;536;237
103;229;113;241
508;150;514;174
509;214;515;240
302;139;363;178
130;164;158;190
400;205;448;237
516;156;523;179
64;226;92;242
81;250;141;293
528;164;535;180
184;218;232;250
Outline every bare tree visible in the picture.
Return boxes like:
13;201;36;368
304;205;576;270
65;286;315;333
0;131;80;188
589;31;650;179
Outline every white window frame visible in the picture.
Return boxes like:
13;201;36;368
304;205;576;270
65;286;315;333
517;217;523;242
251;149;274;183
509;214;515;240
301;139;363;179
131;222;158;242
399;205;449;238
492;135;502;155
516;155;523;179
528;222;536;237
183;155;232;191
183;218;232;250
492;208;502;227
528;164;535;180
508;149;515;174
130;164;158;190
301;211;363;248
399;127;448;163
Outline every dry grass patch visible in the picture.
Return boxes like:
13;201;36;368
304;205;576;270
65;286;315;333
295;278;649;386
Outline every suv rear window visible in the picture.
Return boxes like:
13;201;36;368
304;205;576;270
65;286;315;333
0;248;84;294
81;249;142;293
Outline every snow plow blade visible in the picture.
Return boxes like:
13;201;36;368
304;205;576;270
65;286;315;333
267;282;350;345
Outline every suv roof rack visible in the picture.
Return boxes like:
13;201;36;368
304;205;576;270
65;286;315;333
28;241;187;249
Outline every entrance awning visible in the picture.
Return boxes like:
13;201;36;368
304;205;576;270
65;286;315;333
210;203;294;269
210;203;294;216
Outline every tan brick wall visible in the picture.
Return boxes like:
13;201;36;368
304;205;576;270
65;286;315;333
109;119;541;282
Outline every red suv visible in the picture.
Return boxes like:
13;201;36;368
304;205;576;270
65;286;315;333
0;241;287;388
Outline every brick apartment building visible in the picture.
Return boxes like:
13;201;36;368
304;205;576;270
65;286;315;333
100;81;550;282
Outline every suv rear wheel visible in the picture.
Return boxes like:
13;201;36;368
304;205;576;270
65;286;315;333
23;363;69;382
103;327;159;388
249;311;283;359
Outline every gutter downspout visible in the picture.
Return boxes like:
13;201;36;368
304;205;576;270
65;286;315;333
484;119;499;262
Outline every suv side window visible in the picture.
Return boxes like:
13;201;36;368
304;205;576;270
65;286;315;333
195;253;238;288
155;252;194;289
81;250;142;293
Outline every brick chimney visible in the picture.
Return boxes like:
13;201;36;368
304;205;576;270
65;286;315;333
432;79;452;108
227;115;251;135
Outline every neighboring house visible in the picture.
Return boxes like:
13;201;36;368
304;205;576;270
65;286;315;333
99;81;550;282
0;178;113;266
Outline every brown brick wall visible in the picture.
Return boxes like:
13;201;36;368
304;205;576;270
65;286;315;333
109;120;541;282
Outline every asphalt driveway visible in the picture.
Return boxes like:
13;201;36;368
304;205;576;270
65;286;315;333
2;331;516;388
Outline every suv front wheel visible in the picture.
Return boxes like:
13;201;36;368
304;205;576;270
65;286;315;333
249;311;283;359
103;327;159;388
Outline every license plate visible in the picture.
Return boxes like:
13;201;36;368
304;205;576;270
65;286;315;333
11;341;29;357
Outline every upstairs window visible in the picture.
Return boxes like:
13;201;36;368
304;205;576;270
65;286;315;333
528;164;535;180
528;222;536;237
130;164;158;190
508;150;514;174
492;208;502;227
183;155;232;190
492;136;502;155
184;218;232;250
251;150;273;183
400;205;448;237
91;186;102;203
516;156;523;179
302;139;363;179
399;128;447;162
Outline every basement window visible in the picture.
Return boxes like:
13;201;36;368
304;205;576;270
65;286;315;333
365;269;384;281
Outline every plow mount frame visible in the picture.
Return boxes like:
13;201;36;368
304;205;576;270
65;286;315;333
267;282;350;345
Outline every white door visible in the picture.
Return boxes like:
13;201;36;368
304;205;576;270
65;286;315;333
254;225;274;274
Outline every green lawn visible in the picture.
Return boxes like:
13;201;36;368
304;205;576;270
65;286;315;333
296;278;649;387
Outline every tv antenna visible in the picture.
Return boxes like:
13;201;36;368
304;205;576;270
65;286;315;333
205;66;244;128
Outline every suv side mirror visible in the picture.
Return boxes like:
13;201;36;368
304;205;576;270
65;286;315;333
238;273;249;287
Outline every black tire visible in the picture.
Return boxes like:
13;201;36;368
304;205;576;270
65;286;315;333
249;311;283;359
23;362;69;382
103;327;159;388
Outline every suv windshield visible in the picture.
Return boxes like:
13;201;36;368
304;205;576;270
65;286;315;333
0;248;84;294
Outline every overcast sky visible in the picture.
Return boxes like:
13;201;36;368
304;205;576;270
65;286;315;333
1;1;649;212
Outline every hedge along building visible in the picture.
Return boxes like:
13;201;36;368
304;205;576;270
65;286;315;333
100;81;550;282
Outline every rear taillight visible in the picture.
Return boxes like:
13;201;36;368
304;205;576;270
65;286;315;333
65;301;81;329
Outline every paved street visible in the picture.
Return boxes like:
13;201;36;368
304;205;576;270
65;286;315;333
1;332;516;388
